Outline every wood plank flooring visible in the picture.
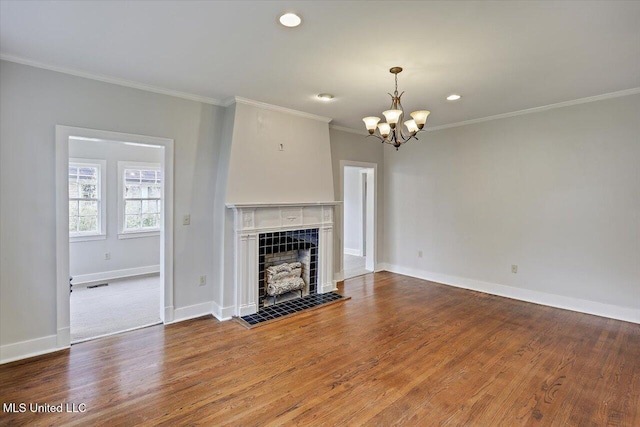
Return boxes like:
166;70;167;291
1;272;638;426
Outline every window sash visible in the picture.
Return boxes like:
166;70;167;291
69;162;103;236
120;165;162;233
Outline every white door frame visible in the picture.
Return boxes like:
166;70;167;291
339;160;377;277
55;126;174;349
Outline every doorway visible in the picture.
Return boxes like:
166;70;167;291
55;126;174;348
341;162;376;279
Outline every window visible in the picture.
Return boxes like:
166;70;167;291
119;162;162;237
69;159;106;241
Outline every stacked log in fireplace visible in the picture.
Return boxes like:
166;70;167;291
265;262;305;304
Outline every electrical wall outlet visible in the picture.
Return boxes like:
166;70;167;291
418;250;423;258
511;264;518;274
199;275;206;286
183;214;191;226
104;252;111;260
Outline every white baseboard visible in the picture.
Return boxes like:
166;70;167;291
344;248;362;256
380;263;640;324
168;301;213;324
0;334;68;365
164;305;174;323
321;281;338;293
2;302;217;364
57;327;70;348
238;303;258;317
212;300;234;321
334;271;345;283
72;265;160;286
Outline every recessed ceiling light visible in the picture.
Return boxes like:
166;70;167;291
317;93;334;101
279;12;302;28
446;94;462;101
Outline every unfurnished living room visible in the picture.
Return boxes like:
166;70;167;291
0;1;638;425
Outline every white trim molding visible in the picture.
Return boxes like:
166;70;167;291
117;160;162;236
427;87;640;131
71;265;160;286
212;301;234;322
55;126;175;355
380;263;640;324
339;161;379;279
0;334;66;365
0;54;225;106
328;87;640;135
343;248;361;257
68;157;107;240
329;125;369;136
223;96;332;123
169;302;215;324
3;55;637;132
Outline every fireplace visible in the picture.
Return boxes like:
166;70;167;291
259;229;318;307
226;202;339;316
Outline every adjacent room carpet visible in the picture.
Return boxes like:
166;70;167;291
70;274;161;343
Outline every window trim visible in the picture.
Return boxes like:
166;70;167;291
117;161;162;239
69;158;107;243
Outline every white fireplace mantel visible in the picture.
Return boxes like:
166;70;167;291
226;202;341;316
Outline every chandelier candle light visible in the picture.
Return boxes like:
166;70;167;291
363;67;430;150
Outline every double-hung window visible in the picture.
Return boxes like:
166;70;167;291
69;159;106;241
118;162;162;237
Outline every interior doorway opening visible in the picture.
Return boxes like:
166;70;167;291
68;138;164;342
342;163;376;279
55;126;174;348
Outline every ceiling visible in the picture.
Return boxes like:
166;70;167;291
1;1;639;130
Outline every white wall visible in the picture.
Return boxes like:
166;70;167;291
0;60;225;358
68;140;162;279
329;128;385;276
225;101;334;204
343;166;363;255
384;94;640;320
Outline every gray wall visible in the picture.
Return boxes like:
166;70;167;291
384;94;640;312
226;102;334;204
0;60;225;350
2;58;636;361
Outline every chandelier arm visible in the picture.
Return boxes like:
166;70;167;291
362;67;429;150
367;133;393;144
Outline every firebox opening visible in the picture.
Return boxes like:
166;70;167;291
258;229;318;309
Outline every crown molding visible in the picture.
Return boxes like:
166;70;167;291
329;125;369;136
0;54;226;106
223;96;332;123
327;87;640;135
3;54;637;130
427;87;640;132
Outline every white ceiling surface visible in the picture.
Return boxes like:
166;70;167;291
1;1;639;130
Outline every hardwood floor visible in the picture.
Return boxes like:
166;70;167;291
1;272;638;426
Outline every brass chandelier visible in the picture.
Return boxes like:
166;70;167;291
363;67;430;150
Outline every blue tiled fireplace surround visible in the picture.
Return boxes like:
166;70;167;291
258;228;318;309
